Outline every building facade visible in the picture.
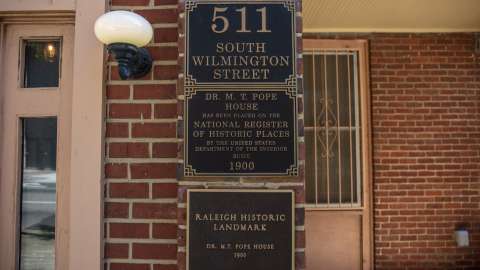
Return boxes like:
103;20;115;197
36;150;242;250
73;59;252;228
0;0;479;270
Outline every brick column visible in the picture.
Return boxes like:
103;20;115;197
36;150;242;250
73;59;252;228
104;0;180;269
176;1;305;270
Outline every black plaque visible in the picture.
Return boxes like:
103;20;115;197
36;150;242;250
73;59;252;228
187;190;294;270
185;90;297;176
186;1;296;84
184;0;298;176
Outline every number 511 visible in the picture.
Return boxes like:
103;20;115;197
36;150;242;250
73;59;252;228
211;7;271;34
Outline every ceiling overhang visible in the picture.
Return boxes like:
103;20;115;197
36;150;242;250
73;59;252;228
303;0;480;33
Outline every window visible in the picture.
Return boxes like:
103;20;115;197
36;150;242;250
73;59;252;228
22;39;61;88
19;118;57;270
0;24;74;270
304;49;364;207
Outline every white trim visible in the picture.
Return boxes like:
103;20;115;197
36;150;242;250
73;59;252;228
68;0;106;270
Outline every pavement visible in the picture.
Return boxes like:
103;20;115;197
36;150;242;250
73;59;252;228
19;168;56;270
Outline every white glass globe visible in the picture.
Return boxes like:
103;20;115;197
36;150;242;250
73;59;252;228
94;10;153;47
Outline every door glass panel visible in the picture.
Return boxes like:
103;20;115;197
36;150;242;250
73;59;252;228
19;117;57;270
23;40;61;88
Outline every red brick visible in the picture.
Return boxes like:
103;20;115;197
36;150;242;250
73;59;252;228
152;143;177;158
105;243;128;259
154;65;177;80
130;163;176;179
152;183;177;198
109;104;151;119
110;223;150;239
109;142;149;158
154;0;177;5
135;9;177;24
295;230;306;249
132;243;177;259
176;252;186;270
105;202;129;218
147;46;178;61
105;163;128;178
107;85;130;99
154;103;177;119
154;28;178;43
177;228;186;247
152;223;177;239
106;123;129;138
132;203;176;219
110;183;149;198
110;263;150;270
133;84;176;99
132;123;176;138
295;252;306;269
111;0;149;5
153;265;177;270
363;33;480;269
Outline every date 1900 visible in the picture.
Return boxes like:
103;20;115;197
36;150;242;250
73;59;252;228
234;252;247;259
229;161;255;171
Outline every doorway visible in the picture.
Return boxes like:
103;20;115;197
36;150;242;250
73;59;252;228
0;23;74;270
303;39;373;270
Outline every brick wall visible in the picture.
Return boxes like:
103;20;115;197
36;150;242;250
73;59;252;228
104;1;305;270
104;0;179;269
370;33;480;270
305;33;480;270
102;1;479;269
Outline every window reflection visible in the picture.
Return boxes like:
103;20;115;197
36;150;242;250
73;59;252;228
23;40;61;88
19;118;57;270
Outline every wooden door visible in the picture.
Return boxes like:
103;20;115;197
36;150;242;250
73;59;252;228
0;23;73;270
302;40;373;270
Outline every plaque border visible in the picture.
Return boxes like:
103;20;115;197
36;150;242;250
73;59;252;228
186;189;295;270
184;88;298;177
184;0;299;177
185;0;297;87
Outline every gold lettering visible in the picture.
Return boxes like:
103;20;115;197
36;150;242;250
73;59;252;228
213;222;268;232
213;69;222;80
225;102;259;111
193;121;241;129
192;56;204;66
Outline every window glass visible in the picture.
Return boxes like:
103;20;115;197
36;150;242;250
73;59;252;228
304;51;362;207
19;118;57;270
23;40;61;88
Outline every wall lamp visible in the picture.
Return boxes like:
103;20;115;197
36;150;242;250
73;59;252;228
94;10;153;80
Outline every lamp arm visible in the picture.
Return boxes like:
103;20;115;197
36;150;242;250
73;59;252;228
107;43;152;80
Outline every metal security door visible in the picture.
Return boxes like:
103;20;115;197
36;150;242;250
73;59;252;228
303;40;373;270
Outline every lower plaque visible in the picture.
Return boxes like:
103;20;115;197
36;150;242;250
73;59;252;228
187;190;294;270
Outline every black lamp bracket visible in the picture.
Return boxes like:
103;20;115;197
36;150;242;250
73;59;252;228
107;43;152;80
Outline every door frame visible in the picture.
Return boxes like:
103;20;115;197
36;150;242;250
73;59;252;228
303;39;373;270
0;23;74;270
0;4;106;269
68;1;107;269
